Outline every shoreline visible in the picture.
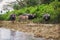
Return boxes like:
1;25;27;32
0;21;60;39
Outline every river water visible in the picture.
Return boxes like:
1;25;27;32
0;0;16;14
0;28;49;40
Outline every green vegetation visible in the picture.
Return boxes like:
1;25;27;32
0;0;60;23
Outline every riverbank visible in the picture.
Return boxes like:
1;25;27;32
0;21;60;40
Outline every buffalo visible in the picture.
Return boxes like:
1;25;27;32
28;14;36;20
43;13;50;21
9;14;16;23
18;14;36;22
18;15;28;22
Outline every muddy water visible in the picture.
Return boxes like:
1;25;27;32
0;28;53;40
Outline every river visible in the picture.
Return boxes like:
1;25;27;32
0;28;50;40
0;0;16;14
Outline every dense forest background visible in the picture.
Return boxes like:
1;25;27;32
0;0;60;23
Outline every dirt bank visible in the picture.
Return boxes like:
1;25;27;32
0;21;60;40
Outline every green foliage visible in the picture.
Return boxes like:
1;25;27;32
0;15;5;20
32;18;43;23
17;0;55;7
13;4;21;10
27;6;37;13
0;1;60;23
49;1;60;23
27;0;39;6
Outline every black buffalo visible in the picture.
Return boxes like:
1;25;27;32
28;14;36;20
43;13;50;21
10;14;16;23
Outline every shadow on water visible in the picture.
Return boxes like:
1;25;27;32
0;28;54;40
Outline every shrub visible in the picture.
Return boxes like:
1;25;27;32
1;1;60;23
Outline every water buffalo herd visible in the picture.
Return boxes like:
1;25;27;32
9;13;50;23
18;14;37;22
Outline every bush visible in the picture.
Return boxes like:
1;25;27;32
0;1;60;23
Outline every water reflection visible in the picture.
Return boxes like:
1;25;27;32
0;28;49;40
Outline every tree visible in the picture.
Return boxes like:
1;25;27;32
16;0;55;7
40;0;55;4
16;0;41;6
16;0;27;7
13;4;21;10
